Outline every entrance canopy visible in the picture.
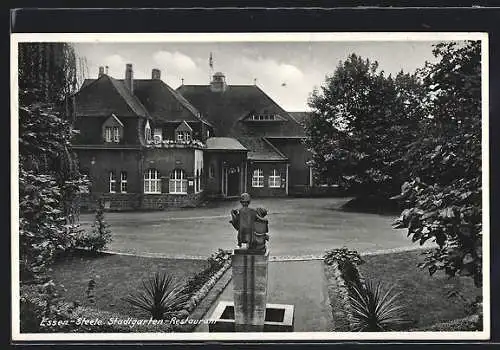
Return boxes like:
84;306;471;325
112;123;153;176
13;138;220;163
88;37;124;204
206;137;247;152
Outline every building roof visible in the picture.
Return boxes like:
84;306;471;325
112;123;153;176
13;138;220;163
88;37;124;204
76;75;149;118
237;136;288;161
133;79;204;123
206;137;247;151
78;76;211;127
176;84;305;137
288;111;313;126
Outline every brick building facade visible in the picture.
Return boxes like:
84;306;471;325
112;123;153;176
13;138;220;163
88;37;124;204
72;64;315;210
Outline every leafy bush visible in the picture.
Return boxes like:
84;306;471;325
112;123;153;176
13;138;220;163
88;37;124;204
123;272;189;320
76;199;112;252
348;279;409;331
20;280;80;333
182;249;231;296
324;247;364;266
324;248;364;289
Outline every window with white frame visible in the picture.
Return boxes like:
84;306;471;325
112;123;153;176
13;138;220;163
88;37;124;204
252;169;264;188
120;171;128;193
105;127;113;142
109;171;117;193
169;169;187;194
269;169;281;188
176;130;191;142
144;168;161;194
113;127;120;143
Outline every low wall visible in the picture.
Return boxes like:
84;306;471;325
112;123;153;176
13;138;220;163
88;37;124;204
79;192;205;211
289;185;343;197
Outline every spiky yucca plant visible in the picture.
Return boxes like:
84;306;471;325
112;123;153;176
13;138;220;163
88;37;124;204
123;272;189;320
348;279;409;331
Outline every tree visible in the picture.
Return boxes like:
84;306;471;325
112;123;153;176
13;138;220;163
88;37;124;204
18;43;87;281
305;54;426;197
392;41;482;287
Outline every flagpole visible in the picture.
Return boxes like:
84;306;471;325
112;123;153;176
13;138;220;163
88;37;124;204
209;52;214;83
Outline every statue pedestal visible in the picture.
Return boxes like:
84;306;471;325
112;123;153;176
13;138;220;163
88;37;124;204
208;246;295;332
231;248;269;332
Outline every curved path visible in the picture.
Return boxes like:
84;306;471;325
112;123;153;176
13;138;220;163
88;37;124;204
80;197;420;259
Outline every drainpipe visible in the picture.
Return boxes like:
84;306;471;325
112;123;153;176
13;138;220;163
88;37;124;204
244;160;248;193
286;163;290;196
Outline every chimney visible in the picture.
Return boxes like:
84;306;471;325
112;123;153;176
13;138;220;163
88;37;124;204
151;68;161;80
210;72;227;92
98;66;104;77
125;63;134;93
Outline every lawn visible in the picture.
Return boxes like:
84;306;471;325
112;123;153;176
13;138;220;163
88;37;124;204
357;249;482;329
50;252;208;318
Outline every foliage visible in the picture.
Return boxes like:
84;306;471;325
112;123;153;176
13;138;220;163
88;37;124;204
123;272;189;320
324;247;364;266
207;248;232;269
348;279;409;331
182;249;231;296
20;280;78;333
19;43;88;282
305;54;426;196
76;199;112;251
324;247;365;291
392;41;482;287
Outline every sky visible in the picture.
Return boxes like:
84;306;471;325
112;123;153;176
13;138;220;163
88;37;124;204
73;41;443;111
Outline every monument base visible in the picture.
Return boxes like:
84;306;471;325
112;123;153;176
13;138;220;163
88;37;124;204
208;301;295;332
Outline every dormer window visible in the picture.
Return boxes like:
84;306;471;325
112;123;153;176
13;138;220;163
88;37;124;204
103;114;123;143
177;130;191;142
175;121;193;142
251;114;277;121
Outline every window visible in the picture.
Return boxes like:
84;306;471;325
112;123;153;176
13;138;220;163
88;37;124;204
145;121;152;143
251;114;276;121
120;171;128;193
169;169;187;194
144;168;161;194
105;127;112;142
109;171;117;193
154;128;163;142
209;164;215;178
113;127;120;143
105;127;121;143
269;169;281;188
176;130;191;142
252;169;264;188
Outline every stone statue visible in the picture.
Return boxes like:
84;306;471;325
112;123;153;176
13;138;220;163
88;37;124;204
229;193;269;251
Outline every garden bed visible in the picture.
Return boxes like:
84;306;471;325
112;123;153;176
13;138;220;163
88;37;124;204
324;248;482;331
50;252;208;318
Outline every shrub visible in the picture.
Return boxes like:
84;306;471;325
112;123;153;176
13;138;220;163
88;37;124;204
76;199;112;251
182;249;231;297
123;272;189;320
348;279;409;331
324;248;364;288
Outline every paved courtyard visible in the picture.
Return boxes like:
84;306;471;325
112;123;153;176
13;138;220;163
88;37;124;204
79;197;417;258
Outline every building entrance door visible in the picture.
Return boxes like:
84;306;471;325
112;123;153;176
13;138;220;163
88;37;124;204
223;166;240;197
